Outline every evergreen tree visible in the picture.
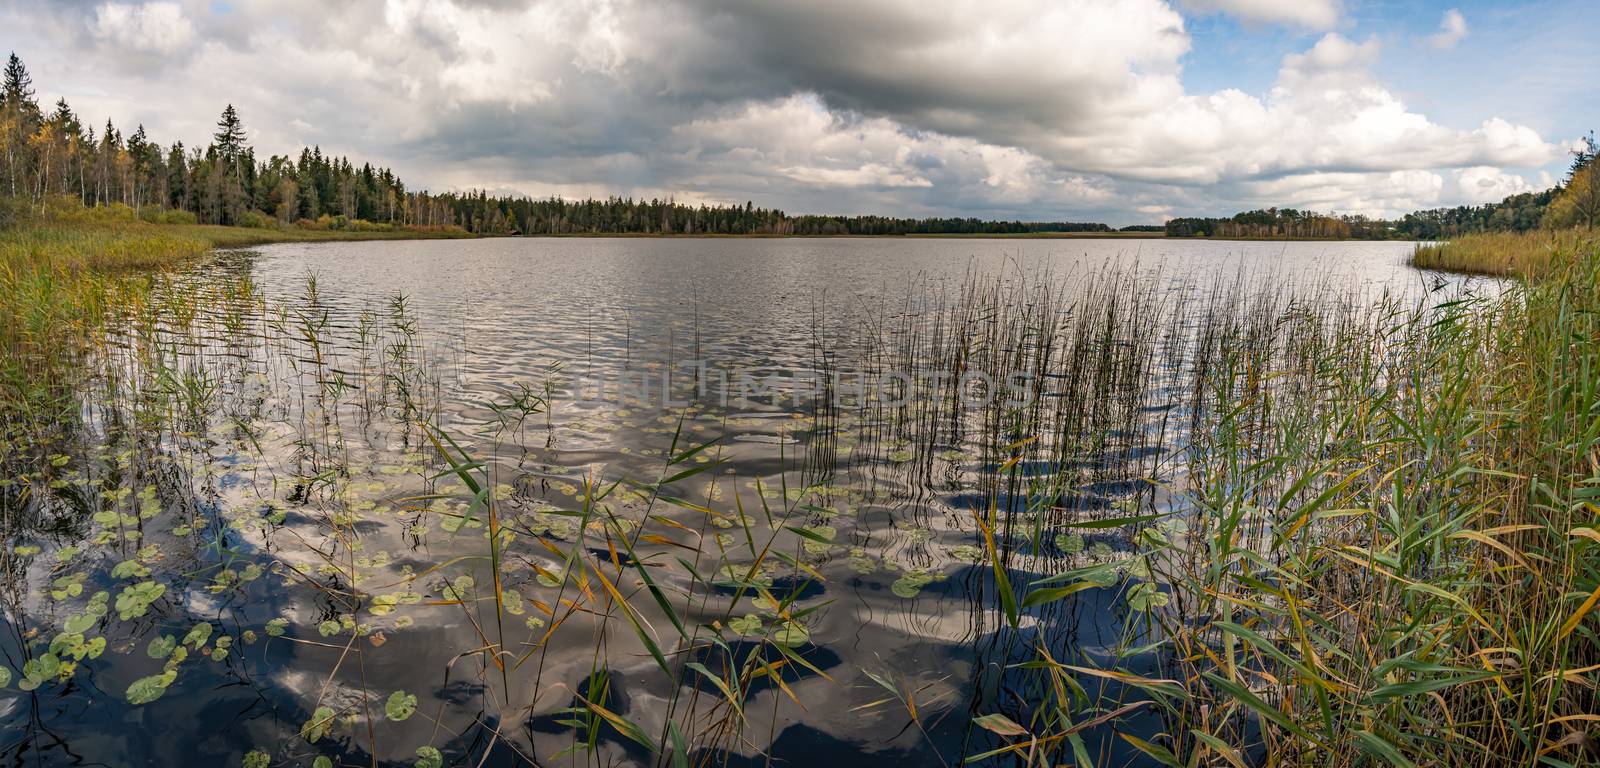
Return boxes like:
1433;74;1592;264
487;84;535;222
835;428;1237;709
213;104;246;169
1;52;39;120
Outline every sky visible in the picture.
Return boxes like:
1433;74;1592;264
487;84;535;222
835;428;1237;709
1;0;1594;225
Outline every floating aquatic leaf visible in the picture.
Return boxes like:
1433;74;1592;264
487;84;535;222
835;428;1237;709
147;634;177;659
317;620;341;637
313;757;332;768
414;746;443;768
126;670;177;705
891;571;935;598
183;622;213;649
1135;526;1167;549
385;690;417;721
1126;582;1170;611
301;706;335;742
797;524;837;555
114;581;165;620
728;614;763;636
242;749;270;768
0;666;10;688
63;613;97;634
772;621;810;648
264;618;289;637
950;544;984;563
1054;533;1085;554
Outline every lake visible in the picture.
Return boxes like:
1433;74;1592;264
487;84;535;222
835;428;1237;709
2;237;1465;767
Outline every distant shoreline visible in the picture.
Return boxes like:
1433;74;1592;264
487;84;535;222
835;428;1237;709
469;231;1415;242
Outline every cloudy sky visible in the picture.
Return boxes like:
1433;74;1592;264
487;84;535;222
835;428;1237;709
3;0;1594;224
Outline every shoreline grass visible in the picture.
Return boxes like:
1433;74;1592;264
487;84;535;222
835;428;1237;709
1410;228;1588;276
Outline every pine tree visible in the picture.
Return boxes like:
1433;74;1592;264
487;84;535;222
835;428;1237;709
213;104;246;170
2;52;39;120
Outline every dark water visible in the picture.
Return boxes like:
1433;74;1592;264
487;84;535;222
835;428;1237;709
1;237;1454;767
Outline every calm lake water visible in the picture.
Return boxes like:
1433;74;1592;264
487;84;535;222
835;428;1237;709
2;237;1461;767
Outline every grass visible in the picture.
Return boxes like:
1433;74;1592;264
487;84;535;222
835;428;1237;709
0;197;469;432
1409;228;1589;276
1055;233;1600;766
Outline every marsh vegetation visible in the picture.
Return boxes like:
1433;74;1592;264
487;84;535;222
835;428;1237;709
1;215;1596;768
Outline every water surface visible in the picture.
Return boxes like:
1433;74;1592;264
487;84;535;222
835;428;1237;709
1;236;1455;766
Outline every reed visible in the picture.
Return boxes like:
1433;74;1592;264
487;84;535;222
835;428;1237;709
1409;228;1587;277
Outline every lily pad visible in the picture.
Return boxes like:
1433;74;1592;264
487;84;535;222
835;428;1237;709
1053;532;1085;554
114;581;166;620
891;571;935;598
147;634;177;659
126;670;177;705
415;746;443;768
728;614;763;636
183;622;213;649
771;621;810;648
385;690;418;721
1126;582;1170;611
301;706;336;742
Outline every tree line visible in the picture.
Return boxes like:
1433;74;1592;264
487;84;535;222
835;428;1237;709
1168;134;1598;240
0;52;1109;236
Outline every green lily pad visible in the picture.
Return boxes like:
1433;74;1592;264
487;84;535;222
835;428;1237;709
147;634;177;659
126;670;177;705
1054;532;1085;554
771;621;810;648
114;581;165;620
891;571;935;598
415;746;443;768
1126;582;1170;611
62;613;97;634
183;622;213;649
301;705;336;742
385;690;417;721
728;614;763;636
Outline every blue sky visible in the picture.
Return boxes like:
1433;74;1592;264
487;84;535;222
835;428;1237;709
2;0;1593;225
1183;0;1594;181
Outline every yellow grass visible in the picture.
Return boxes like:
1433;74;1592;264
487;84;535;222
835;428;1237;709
1409;229;1589;277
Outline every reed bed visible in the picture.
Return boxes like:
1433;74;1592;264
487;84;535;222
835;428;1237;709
1410;229;1587;277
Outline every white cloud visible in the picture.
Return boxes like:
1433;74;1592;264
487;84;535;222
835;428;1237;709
91;1;195;57
5;0;1563;223
1425;9;1468;50
1453;166;1533;204
1179;0;1340;30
